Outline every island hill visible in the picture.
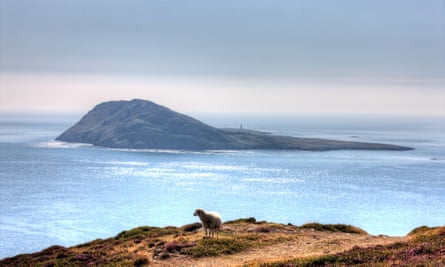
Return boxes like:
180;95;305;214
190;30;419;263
56;99;412;151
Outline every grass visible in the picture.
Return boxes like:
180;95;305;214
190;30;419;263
300;223;368;235
183;237;251;257
115;226;179;241
181;230;294;258
258;226;445;267
2;220;443;267
407;225;433;236
224;217;258;224
0;225;178;267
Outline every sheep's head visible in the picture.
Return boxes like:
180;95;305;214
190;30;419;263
193;208;204;216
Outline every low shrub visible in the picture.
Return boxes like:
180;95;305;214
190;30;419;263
224;217;257;224
301;223;367;235
164;241;197;252
133;257;149;267
180;222;202;232
408;225;432;236
183;237;250;257
260;226;445;267
115;226;179;240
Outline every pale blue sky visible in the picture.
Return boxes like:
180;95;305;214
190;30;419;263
0;0;444;114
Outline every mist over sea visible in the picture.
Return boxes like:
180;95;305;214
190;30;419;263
1;113;444;258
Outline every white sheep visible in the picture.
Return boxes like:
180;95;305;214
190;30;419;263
193;208;222;238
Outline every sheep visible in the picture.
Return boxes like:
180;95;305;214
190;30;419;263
193;208;222;238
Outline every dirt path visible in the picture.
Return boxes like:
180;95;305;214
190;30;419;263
152;227;404;267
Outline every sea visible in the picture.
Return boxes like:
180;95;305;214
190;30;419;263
0;113;444;259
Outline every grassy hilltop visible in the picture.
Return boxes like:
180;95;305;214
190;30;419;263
1;218;443;267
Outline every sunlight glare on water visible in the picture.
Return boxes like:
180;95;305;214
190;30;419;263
0;114;444;258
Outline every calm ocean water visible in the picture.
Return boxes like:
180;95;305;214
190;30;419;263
1;113;444;258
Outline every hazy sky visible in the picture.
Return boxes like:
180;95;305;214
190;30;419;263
0;0;444;115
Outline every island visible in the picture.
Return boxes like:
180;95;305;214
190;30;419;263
56;99;413;151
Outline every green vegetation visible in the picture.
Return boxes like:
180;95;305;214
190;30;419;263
1;221;443;267
300;223;368;235
407;225;432;236
224;217;258;224
133;257;150;267
182;231;293;258
259;226;445;267
115;226;179;241
184;237;251;257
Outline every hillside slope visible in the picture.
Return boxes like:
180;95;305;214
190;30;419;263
2;219;443;267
